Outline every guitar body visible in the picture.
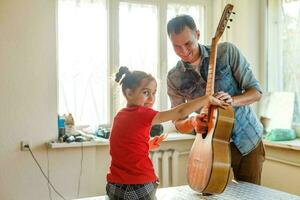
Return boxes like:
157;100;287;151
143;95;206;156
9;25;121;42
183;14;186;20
187;105;234;194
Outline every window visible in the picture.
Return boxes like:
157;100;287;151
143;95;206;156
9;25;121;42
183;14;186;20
58;0;108;127
167;4;205;69
118;3;158;109
58;0;210;127
267;0;300;123
166;4;206;108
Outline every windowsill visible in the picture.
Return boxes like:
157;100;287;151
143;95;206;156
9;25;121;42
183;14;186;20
47;138;109;148
164;132;195;141
263;138;300;151
48;135;300;150
47;132;196;149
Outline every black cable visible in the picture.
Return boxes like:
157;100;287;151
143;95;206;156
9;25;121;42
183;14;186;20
27;146;66;200
46;146;53;200
77;142;83;198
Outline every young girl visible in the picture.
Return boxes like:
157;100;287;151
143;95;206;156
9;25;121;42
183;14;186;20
106;66;227;200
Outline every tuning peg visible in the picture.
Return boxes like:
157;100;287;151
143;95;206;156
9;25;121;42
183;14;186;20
227;26;230;29
229;19;233;22
232;11;236;14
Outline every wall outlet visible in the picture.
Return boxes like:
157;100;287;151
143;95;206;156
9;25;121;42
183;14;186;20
21;141;30;151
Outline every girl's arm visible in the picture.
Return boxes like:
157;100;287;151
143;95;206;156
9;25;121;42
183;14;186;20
152;95;226;125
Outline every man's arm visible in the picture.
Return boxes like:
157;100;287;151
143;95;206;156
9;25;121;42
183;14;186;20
231;88;261;107
226;43;263;106
215;88;261;107
174;118;194;133
167;74;195;134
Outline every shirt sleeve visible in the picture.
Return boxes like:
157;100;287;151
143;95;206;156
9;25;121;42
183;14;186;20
140;107;159;126
227;42;263;94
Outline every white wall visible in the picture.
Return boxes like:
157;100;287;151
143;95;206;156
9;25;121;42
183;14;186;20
229;0;267;88
0;0;266;199
0;1;111;198
212;0;266;79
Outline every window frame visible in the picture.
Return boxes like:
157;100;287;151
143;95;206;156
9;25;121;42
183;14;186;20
58;0;212;126
107;0;212;124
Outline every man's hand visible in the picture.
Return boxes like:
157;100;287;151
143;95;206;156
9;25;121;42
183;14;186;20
214;91;233;106
190;114;208;134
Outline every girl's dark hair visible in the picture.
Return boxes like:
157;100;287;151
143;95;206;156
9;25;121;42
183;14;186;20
167;14;197;36
115;66;155;96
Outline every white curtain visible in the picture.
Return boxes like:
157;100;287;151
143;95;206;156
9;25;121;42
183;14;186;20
58;0;108;127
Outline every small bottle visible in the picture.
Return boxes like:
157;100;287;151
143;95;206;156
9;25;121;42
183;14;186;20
58;115;66;142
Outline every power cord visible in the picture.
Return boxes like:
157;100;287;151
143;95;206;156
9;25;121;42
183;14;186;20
26;145;66;200
46;146;53;200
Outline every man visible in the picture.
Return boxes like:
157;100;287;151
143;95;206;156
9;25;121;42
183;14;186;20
166;14;265;185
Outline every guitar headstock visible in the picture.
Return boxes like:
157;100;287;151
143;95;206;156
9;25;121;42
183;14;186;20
214;4;235;41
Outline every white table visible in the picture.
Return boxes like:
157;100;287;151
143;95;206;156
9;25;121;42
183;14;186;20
74;181;300;200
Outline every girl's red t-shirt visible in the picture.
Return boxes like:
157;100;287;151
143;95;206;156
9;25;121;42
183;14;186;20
107;106;158;184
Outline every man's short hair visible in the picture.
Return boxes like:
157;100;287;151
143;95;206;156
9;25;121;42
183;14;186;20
167;14;197;36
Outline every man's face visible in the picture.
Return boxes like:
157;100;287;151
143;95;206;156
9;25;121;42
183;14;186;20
169;26;200;63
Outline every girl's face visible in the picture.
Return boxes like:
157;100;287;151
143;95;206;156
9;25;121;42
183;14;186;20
126;79;157;108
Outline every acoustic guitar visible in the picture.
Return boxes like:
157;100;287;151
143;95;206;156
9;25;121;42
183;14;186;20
187;4;235;194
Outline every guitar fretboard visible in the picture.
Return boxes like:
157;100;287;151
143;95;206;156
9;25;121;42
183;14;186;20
205;38;218;96
201;39;218;117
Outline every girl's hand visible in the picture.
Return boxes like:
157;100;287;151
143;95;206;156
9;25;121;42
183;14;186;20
157;133;168;143
149;136;160;149
149;134;168;150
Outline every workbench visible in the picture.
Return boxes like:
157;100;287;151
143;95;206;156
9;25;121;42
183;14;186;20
74;181;300;200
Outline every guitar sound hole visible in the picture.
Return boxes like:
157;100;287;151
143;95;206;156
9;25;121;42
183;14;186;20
202;132;208;139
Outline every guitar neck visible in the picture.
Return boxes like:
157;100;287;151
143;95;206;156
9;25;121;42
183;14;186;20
205;38;218;96
200;3;233;117
201;38;218;117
